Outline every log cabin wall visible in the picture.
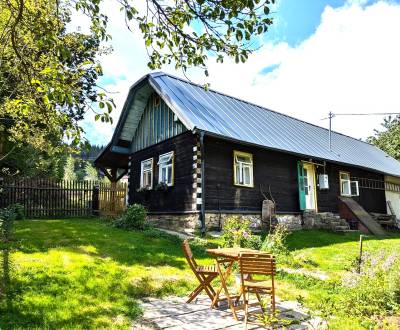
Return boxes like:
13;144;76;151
315;163;386;213
203;135;387;214
203;136;299;213
128;131;197;212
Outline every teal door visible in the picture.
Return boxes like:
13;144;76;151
297;161;306;211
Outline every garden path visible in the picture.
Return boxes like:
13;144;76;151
133;295;325;329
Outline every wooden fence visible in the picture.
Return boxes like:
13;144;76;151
0;179;127;218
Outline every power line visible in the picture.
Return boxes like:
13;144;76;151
324;111;400;152
321;112;400;120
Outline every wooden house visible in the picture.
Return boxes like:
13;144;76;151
95;72;400;233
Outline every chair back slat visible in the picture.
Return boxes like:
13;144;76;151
182;239;197;270
239;253;276;276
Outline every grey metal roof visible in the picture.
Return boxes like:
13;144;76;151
110;71;400;177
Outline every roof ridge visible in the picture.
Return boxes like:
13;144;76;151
152;71;374;148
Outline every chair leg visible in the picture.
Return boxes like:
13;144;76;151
244;291;249;330
255;292;265;313
187;283;203;303
187;274;216;303
271;292;276;316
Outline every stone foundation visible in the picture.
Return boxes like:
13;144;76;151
147;211;351;233
147;213;200;233
147;212;303;232
275;214;303;231
205;213;262;231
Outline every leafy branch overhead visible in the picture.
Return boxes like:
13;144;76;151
0;0;274;161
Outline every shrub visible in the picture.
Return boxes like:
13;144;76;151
261;223;289;255
112;204;147;231
7;204;25;220
242;234;263;250
340;250;400;318
221;216;261;249
0;207;17;241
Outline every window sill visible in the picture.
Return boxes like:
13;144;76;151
233;183;254;188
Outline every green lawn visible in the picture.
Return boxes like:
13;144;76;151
1;219;400;329
1;219;208;329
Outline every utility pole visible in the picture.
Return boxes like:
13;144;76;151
328;111;334;152
323;111;400;152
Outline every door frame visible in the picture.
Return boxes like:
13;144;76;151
302;161;318;211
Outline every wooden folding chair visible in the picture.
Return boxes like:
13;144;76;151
238;252;276;328
182;239;218;303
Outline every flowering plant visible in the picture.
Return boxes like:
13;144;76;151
221;216;262;249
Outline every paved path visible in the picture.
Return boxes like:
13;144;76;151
133;295;325;329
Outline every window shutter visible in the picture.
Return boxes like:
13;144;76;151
297;161;306;211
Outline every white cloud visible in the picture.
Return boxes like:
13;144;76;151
84;0;400;145
197;1;400;141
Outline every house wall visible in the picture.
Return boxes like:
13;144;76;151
316;163;386;213
128;131;197;213
203;135;386;215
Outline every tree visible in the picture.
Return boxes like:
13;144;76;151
0;0;113;165
84;162;100;181
1;0;275;168
368;116;400;160
63;156;77;181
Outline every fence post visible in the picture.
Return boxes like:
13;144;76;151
92;184;100;216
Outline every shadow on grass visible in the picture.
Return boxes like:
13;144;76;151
13;219;203;269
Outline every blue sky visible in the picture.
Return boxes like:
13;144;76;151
82;0;400;146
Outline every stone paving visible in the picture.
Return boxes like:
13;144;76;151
133;295;325;329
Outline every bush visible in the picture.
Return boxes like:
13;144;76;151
112;204;147;231
221;216;261;249
340;250;400;318
261;223;289;255
0;207;16;242
7;204;25;220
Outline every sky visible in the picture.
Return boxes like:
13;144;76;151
79;0;400;146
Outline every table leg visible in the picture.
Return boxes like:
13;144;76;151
212;259;239;320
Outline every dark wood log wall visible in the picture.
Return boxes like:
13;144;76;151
203;135;386;214
129;131;196;212
315;163;386;213
203;136;299;213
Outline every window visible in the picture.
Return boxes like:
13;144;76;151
340;171;359;196
233;151;253;187
350;180;359;196
140;158;153;189
158;151;174;186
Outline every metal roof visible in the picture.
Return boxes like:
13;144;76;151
104;72;400;177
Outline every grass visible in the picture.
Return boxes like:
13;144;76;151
1;219;400;329
1;219;211;329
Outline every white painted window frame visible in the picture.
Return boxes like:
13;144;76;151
158;151;174;186
233;151;254;188
340;171;359;197
140;158;153;189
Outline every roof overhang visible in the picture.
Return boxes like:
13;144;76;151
94;72;194;170
94;143;130;169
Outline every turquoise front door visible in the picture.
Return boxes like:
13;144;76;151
297;161;306;211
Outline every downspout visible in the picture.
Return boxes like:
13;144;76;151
199;131;206;236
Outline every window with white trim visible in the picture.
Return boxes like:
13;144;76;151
140;158;153;189
340;171;359;196
158;151;174;186
233;151;253;187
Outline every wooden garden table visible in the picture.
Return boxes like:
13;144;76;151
206;247;261;320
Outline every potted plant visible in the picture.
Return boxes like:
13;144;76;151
155;182;169;192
